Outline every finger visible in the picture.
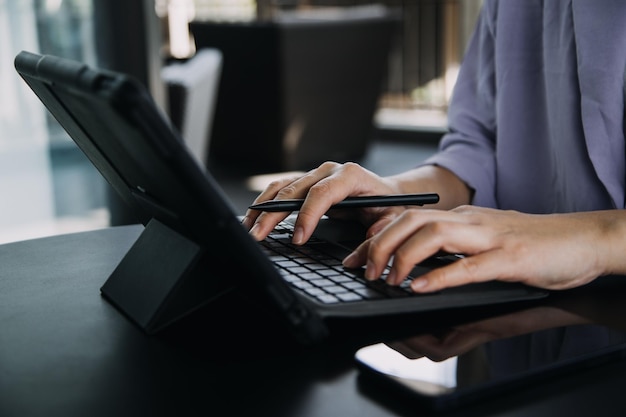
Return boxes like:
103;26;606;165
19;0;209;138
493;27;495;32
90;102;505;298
388;218;501;286
252;174;305;205
351;210;447;280
410;249;511;292
270;161;350;204
292;163;384;244
248;212;293;241
342;239;369;269
363;218;429;281
365;210;402;238
371;210;475;284
243;175;304;230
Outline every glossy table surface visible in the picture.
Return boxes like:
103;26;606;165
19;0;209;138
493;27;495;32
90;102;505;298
1;225;626;416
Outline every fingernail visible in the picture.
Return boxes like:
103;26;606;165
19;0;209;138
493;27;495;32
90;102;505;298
411;278;428;291
386;269;397;285
249;223;261;240
365;260;377;280
292;226;304;245
241;216;250;229
342;251;359;268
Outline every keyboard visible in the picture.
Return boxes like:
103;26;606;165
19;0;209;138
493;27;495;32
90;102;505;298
259;222;417;304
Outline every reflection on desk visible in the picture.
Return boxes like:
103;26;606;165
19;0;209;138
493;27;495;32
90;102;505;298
357;299;626;411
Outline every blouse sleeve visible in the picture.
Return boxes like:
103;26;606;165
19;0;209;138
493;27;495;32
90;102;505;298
422;1;498;208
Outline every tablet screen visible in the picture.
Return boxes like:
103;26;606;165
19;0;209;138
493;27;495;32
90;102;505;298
355;305;626;410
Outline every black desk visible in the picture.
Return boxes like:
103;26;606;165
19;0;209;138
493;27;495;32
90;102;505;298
1;226;626;416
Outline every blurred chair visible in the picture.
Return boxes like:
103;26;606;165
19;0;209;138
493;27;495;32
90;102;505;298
161;48;223;168
191;6;399;174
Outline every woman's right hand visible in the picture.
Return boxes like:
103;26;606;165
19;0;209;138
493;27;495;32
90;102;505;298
242;161;406;245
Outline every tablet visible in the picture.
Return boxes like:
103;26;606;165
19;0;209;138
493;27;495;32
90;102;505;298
355;305;626;411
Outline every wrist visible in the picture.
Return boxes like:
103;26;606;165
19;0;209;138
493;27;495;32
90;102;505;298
592;210;626;276
388;165;471;209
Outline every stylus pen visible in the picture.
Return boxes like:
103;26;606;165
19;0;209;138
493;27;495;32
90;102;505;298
249;193;440;212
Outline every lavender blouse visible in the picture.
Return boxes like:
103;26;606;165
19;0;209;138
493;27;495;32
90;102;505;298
425;0;626;213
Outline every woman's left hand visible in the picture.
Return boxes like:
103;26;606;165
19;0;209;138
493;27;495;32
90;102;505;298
342;206;626;292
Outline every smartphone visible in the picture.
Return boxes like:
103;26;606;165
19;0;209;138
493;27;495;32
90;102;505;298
355;316;626;411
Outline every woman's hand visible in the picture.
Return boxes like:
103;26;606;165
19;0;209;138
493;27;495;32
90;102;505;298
343;206;626;292
242;161;471;245
243;162;408;244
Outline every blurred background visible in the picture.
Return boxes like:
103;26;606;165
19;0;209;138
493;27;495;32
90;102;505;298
0;0;481;244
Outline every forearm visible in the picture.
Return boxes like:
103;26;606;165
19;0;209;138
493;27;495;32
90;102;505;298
386;165;472;210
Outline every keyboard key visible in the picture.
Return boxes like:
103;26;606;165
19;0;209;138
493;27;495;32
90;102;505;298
323;285;350;294
317;294;340;304
336;292;363;302
275;260;299;269
309;278;336;287
289;266;313;275
304;287;327;297
280;274;302;283
306;263;328;270
343;281;367;290
317;269;340;277
354;288;385;299
292;281;314;290
329;275;353;284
